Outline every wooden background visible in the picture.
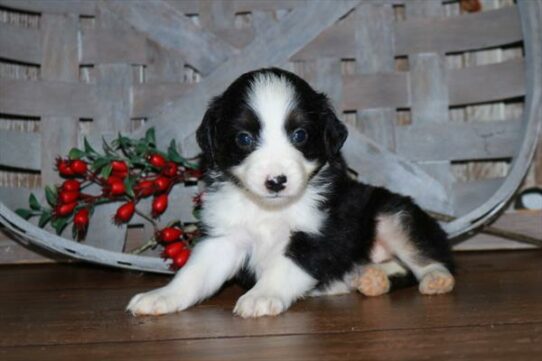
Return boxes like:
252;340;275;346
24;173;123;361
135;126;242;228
0;0;540;265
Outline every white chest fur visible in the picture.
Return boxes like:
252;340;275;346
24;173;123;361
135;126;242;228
201;182;326;275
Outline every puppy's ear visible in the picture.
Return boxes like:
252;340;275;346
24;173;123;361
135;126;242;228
196;97;221;166
323;101;348;158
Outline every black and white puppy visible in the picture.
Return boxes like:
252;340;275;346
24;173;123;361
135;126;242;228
127;68;455;318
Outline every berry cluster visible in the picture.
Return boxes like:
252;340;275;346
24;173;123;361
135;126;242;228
156;225;197;269
16;128;203;270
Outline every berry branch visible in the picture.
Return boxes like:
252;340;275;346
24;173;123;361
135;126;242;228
16;128;203;270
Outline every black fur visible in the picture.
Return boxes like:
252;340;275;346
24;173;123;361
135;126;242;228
197;67;454;293
286;164;454;290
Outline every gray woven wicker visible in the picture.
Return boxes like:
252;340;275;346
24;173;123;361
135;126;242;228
0;0;540;273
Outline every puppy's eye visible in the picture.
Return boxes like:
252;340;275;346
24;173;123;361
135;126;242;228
290;128;308;146
236;131;255;149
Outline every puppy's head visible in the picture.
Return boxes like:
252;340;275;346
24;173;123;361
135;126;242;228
197;68;347;206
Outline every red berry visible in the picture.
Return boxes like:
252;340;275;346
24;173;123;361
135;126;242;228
105;176;125;196
61;179;80;193
56;158;74;177
172;249;191;269
111;160;129;179
111;160;128;173
148;153;167;168
59;190;79;204
152;194;168;217
134;180;154;198
162;242;186;259
114;201;135;224
73;208;90;231
158;227;183;243
70;160;88;175
185;169;204;179
154;176;171;193
162;162;178;177
54;202;77;217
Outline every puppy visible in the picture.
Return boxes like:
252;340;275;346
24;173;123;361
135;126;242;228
127;68;455;318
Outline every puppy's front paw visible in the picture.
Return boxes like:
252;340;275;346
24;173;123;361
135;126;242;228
127;287;183;316
233;293;287;318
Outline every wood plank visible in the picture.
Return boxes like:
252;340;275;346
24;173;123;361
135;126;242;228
293;6;522;60
304;58;343;110
0;22;41;64
80;26;147;65
79;8;133;253
395;120;521;161
134;0;361;153
454;211;542;251
0;251;540;347
93;64;132;133
342;72;408;110
340;60;525;111
354;3;396;151
0;130;41;170
144;39;186;83
101;0;235;76
448;59;526;106
451;178;504;216
0;186;40;210
132;83;192;118
2;323;539;361
395;6;522;55
40;13;80;187
0;79;96;118
1;250;539;292
406;1;454;194
343;124;452;214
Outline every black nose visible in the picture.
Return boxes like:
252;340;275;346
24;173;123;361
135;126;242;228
265;175;287;193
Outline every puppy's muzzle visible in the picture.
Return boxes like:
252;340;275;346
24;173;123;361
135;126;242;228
265;175;287;193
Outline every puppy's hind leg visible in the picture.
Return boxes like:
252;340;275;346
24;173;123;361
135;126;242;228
355;260;412;297
127;236;248;316
376;212;455;295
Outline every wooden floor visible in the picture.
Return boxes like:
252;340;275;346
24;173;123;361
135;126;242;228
1;251;541;361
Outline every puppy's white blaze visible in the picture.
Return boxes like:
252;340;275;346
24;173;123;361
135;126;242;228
231;73;317;201
248;73;297;127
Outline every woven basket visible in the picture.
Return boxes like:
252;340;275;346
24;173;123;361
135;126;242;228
0;0;540;273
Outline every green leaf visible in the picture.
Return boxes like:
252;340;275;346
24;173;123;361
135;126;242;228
124;176;135;198
91;157;109;171
167;140;183;163
100;163;113;180
145;128;156;146
29;193;41;211
52;217;68;235
84;137;97;155
102;137;116;156
38;211;52;228
68;147;85;160
15;209;33;220
45;186;57;207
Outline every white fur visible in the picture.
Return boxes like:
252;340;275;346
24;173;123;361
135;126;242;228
231;73;318;204
127;74;326;318
127;181;325;317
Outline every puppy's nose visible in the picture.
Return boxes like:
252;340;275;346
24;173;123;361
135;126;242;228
265;175;287;193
